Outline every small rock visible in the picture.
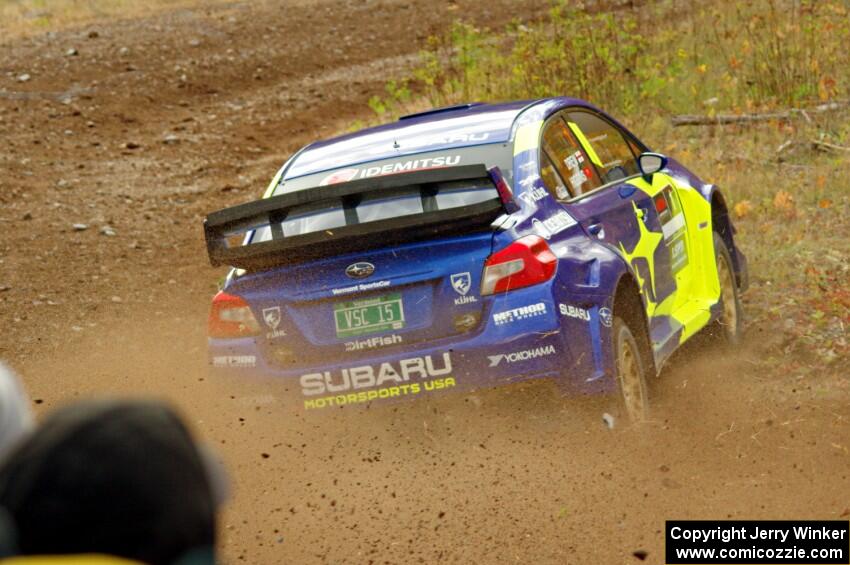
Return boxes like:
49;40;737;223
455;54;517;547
261;453;270;459
71;326;83;332
632;550;648;561
87;30;99;39
100;226;117;236
110;296;122;303
56;179;69;188
122;141;140;150
72;223;88;231
0;285;10;292
22;212;33;221
189;38;201;47
602;412;615;429
17;73;31;83
119;46;130;56
659;464;670;473
162;134;180;144
66;47;78;56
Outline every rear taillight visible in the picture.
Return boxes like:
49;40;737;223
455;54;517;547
208;291;261;338
481;235;557;295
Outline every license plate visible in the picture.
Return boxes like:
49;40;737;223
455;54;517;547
334;293;405;338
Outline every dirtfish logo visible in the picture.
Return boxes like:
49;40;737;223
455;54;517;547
488;344;556;367
344;334;402;352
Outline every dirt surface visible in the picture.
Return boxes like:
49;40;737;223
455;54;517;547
1;1;848;563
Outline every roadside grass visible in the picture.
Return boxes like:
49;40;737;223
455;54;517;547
369;0;850;379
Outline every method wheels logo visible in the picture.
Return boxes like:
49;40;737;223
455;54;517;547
345;262;375;279
488;344;556;367
492;302;547;325
212;355;256;368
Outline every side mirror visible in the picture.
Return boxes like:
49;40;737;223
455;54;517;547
638;152;668;180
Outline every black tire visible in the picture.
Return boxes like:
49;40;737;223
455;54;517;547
612;315;650;422
708;232;743;346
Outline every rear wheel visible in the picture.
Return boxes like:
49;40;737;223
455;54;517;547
612;316;649;422
709;232;743;345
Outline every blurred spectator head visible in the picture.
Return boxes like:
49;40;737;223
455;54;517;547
0;363;34;463
0;399;217;565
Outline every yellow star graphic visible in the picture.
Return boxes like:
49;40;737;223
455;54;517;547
619;201;663;314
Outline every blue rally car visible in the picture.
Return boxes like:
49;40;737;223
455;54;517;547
203;98;748;420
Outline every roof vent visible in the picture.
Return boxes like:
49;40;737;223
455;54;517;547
399;103;485;121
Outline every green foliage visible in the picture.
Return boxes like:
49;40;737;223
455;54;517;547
376;0;850;120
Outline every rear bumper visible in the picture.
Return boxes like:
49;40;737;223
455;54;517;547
208;285;613;410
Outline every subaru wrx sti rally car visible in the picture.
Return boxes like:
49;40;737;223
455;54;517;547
204;98;748;420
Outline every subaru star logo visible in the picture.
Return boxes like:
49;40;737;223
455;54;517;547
345;262;375;279
598;307;613;328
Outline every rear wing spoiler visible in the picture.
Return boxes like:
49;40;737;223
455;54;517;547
203;164;517;270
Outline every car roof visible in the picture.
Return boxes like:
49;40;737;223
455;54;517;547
283;100;549;180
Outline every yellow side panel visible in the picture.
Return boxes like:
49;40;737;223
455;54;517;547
666;178;718;343
624;174;720;344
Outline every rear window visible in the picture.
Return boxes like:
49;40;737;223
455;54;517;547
252;145;512;241
252;178;498;242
